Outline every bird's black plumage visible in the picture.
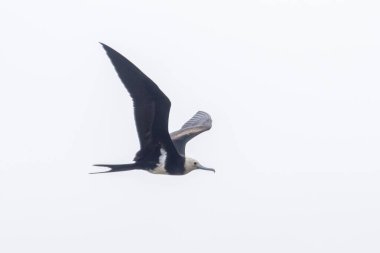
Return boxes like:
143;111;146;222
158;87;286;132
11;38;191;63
99;43;184;174
94;43;214;175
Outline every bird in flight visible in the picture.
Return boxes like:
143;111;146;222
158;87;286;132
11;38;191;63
93;43;214;175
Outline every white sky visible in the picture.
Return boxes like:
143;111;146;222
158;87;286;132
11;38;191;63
0;0;379;252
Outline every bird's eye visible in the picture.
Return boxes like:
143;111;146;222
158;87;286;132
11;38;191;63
194;162;197;165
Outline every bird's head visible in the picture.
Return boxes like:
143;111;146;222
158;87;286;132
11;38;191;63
184;157;215;174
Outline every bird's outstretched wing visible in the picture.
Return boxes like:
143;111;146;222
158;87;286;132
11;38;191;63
101;43;180;162
170;111;212;155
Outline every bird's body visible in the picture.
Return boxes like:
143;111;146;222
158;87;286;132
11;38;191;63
93;43;214;175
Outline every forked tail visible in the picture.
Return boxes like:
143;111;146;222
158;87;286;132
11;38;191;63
91;163;141;174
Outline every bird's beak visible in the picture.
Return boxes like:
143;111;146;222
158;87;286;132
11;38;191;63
198;165;215;173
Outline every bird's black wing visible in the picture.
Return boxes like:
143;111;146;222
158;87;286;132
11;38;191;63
101;43;180;162
170;111;212;155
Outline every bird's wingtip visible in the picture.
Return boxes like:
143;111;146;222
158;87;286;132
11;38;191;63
99;42;108;49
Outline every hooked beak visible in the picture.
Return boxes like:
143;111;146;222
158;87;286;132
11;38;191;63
197;165;215;173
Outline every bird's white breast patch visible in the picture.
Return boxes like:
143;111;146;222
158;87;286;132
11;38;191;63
150;148;168;174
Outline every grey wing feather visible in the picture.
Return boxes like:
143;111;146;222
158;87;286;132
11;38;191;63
170;111;212;155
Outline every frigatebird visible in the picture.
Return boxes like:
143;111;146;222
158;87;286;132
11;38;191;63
93;43;214;175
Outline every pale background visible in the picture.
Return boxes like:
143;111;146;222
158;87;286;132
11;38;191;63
0;0;379;252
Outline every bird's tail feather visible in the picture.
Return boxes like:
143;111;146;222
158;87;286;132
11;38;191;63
91;163;140;174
